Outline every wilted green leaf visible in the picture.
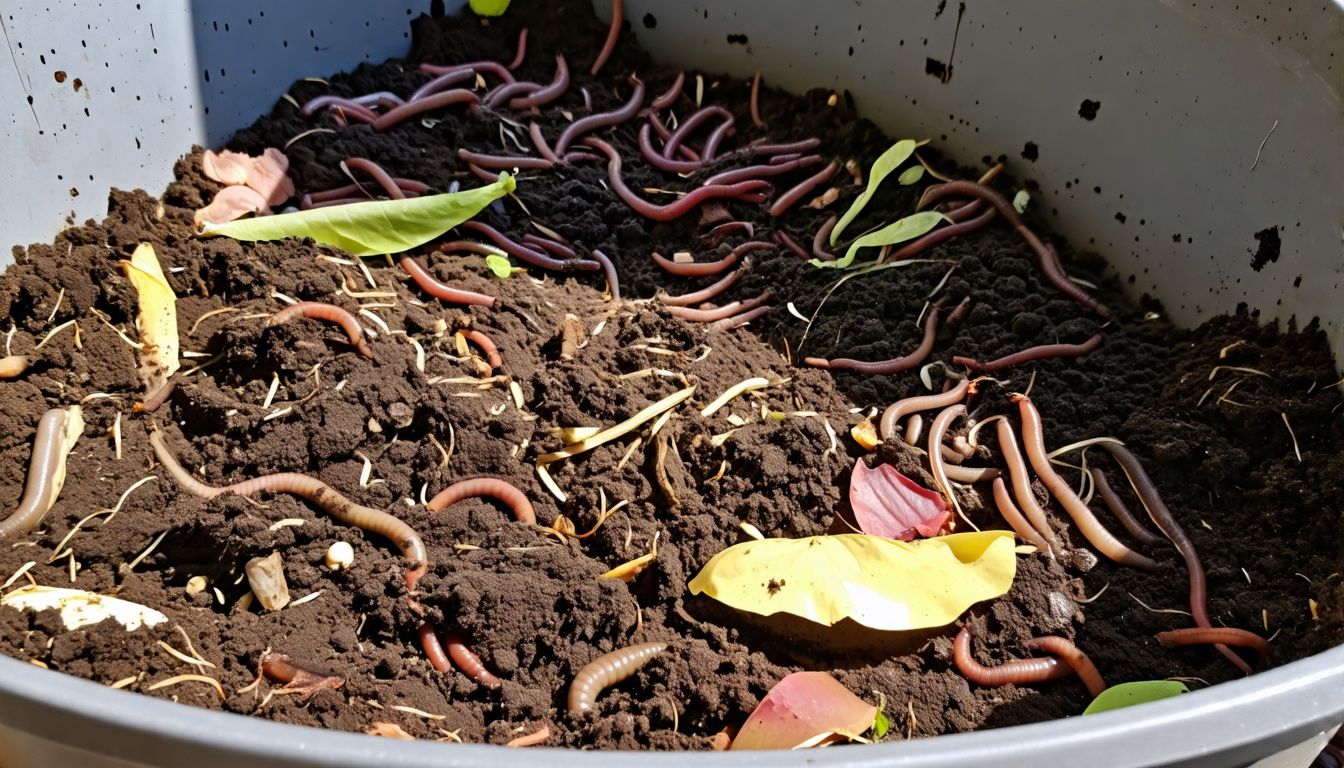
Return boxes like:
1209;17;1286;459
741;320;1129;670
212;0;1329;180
1083;680;1189;715
469;0;511;16
813;211;948;269
485;253;515;278
201;173;516;256
831;139;917;247
1013;189;1031;214
897;165;925;185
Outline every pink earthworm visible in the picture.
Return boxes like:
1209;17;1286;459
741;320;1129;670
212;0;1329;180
701;220;753;246
804;306;939;374
991;477;1051;550
0;409;72;540
649;112;700;162
926;404;969;508
918;181;1110;317
529;122;560;163
436;240;509;257
749;71;765;128
269;302;373;358
300;93;404;116
580;87;592;112
768;152;802;165
1087;466;1163;547
651;71;685;111
300;97;377;119
305;178;427;207
583;137;771;221
638;124;702;173
885;205;997;262
590;249;621;301
465;163;499;183
812;215;839;261
749;138;821;157
148;429;427;590
995;419;1063;554
665;290;772;322
773;230;811;259
769;160;839;217
399;257;496;307
878;378;970;441
509;55;569;109
954;334;1103;373
1155;628;1269;660
701;155;824;187
699;117;737;161
1025;636;1107;697
589;0;624;76
482;81;542;109
662;107;734;161
418;623;502;689
457;148;553;171
372;89;480;132
506;725;551;747
508;28;529;70
653;251;739;277
554;81;646;155
419;60;515;84
656;268;742;306
945;296;973;326
409;67;476;103
710;304;771;331
326;103;378;125
944;199;987;224
953;627;1072;690
521;234;578;260
343;158;406;199
568;641;668;715
461;329;503;371
460;221;600;272
427;477;536;525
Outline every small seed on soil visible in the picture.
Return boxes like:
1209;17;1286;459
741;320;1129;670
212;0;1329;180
851;420;880;451
245;552;290;611
185;576;208;595
325;542;355;571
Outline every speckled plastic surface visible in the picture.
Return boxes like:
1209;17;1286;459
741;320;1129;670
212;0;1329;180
0;1;1341;766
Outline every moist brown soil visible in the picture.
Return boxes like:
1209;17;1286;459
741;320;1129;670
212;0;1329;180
1;0;1342;751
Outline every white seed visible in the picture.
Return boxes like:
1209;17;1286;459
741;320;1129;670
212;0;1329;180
325;542;355;571
244;552;290;611
185;575;208;595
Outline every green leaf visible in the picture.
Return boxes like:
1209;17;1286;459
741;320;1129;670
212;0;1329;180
484;253;515;278
872;709;890;740
831;139;917;247
897;165;925;185
201;173;516;257
469;0;511;16
813;211;948;269
1013;189;1031;214
1083;681;1189;715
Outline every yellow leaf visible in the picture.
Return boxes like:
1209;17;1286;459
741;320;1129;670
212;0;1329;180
687;531;1015;631
1;585;168;631
119;243;179;393
601;532;659;581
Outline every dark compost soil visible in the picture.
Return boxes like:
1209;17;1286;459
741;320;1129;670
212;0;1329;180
1;0;1342;750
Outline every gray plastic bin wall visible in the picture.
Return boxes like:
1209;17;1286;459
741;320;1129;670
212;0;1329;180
0;2;1341;767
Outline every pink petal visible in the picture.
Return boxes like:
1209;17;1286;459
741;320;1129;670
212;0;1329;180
194;185;270;228
731;672;877;750
246;149;295;207
849;458;950;541
201;149;253;185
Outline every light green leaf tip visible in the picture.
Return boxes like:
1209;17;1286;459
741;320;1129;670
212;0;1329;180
811;211;948;269
830;139;918;247
469;0;511;16
1013;189;1031;214
872;709;890;740
897;165;925;185
485;253;515;279
1083;680;1189;715
200;173;516;257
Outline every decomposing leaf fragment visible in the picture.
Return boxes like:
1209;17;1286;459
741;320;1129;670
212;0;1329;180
120;243;180;395
731;671;878;750
1;585;168;631
849;459;950;540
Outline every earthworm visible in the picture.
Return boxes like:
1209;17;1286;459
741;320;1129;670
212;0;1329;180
460;221;601;272
812;215;838;261
563;151;603;165
0;355;30;378
482;81;542;109
804;306;939;374
663;107;733;160
456;148;553;171
462;329;503;371
0;409;71;541
436;240;507;257
306;178;426;205
269;302;373;358
666;290;773;322
953;627;1071;690
946;296;973;326
589;0;623;76
1155;628;1269;658
944;199;986;224
584;138;771;221
521;234;577;260
996;419;1062;554
399;256;496;307
769;160;839;217
749;71;765;128
590;249;621;301
419;60;515;84
508;28;529;70
638;124;702;174
774;230;811;259
300;96;379;118
1012;395;1157;570
653;251;739;278
509;55;569;109
409;67;476;103
506;725;551;747
427;477;536;526
651;71;684;110
885;205;997;262
878;377;971;441
1025;636;1107;697
992;477;1051;550
749;138;821;157
567;641;668;716
702;113;737;161
954;334;1103;373
701;155;823;187
710;304;771;331
300;93;404;116
944;465;1001;483
418;623;503;689
649;113;700;161
148;429;428;589
1088;467;1162;546
325;103;379;125
580;86;592;112
702;220;753;245
1099;442;1252;674
925;404;970;508
258;652;344;699
529;122;560;162
372;89;480;132
554;82;646;155
769;152;802;165
137;380;176;414
465;163;498;184
905;415;925;445
343;158;406;199
918;182;1110;317
657;269;742;306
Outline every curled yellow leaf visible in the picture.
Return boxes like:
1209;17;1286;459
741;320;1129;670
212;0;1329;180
601;532;659;581
119;243;179;394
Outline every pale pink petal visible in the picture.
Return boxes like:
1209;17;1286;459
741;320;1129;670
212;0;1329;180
261;147;290;173
246;149;295;206
194;185;270;228
849;458;950;541
201;149;253;185
731;672;877;750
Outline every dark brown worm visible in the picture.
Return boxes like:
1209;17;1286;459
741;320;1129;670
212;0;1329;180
456;148;553;171
885;205;996;262
749;71;765;128
399;257;496;307
148;429;428;590
529;122;560;163
1013;395;1158;570
462;329;503;371
419;60;516;83
651;71;685;111
372;89;480;132
944;199;986;224
342;158;406;199
584;138;771;221
1100;443;1253;674
460;221;600;273
954;334;1103;373
409;67;476;103
878;377;970;441
136;380;176;414
0;409;71;541
996;419;1063;555
648;112;700;161
482;81;542;109
509;55;569;109
945;296;973;326
701;155;823;187
568;641;668;715
521;234;578;260
709;303;771;331
750;138;821;157
1088;466;1162;546
1025;636;1107;697
554;82;645;156
804;306;939;374
638;124;702;174
269;302;373;358
426;477;536;526
812;215;838;261
769;160;839;217
418;623;503;689
590;249;621;301
773;230;811;259
992;477;1051;551
590;0;623;75
507;28;528;69
662;107;734;160
300;92;404;116
656;268;742;306
918;181;1110;317
701;220;753;245
436;240;507;257
665;290;773;322
953;627;1072;689
1155;628;1269;658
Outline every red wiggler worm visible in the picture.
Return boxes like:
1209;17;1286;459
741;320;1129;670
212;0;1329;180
269;302;373;358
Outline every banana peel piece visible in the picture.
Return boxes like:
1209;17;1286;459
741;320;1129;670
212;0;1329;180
1;585;167;631
119;243;179;395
